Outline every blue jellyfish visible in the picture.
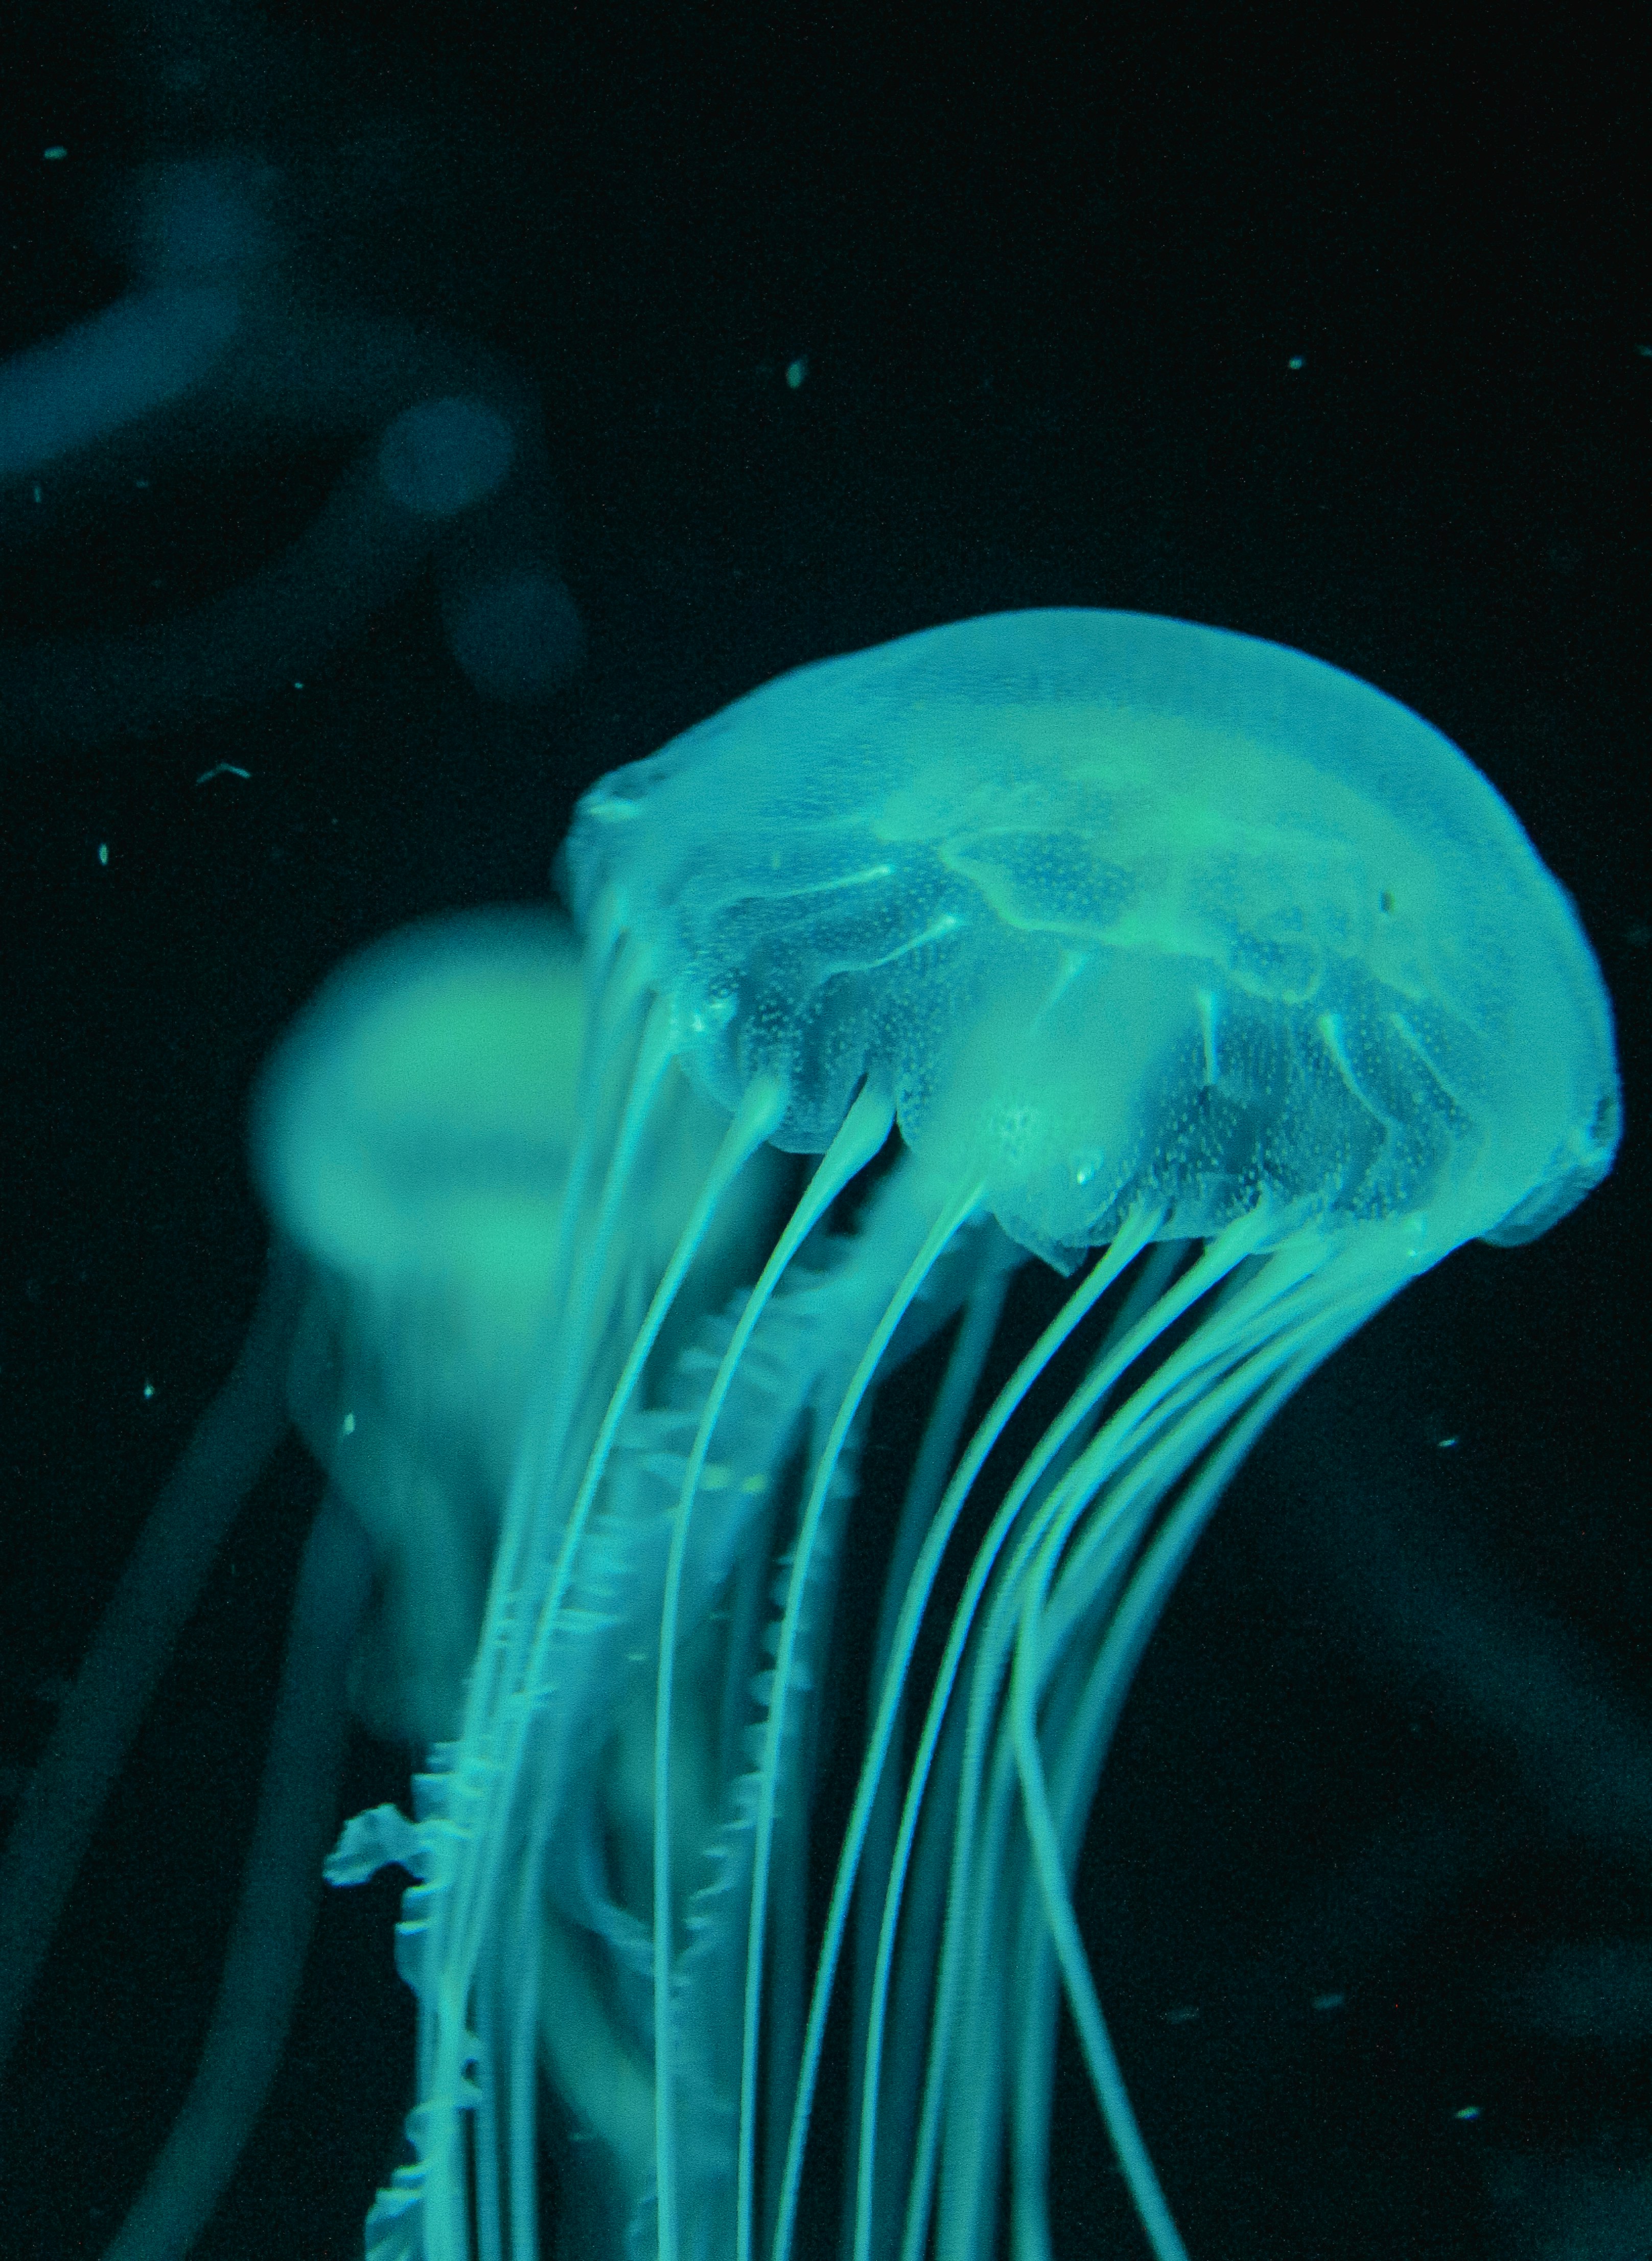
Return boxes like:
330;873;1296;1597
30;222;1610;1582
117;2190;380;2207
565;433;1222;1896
0;609;1618;2261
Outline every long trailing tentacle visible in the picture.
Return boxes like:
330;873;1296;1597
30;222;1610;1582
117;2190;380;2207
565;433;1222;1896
0;1240;307;2078
103;1487;376;2261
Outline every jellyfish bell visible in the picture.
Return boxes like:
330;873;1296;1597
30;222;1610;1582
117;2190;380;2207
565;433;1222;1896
249;905;588;1754
588;607;1614;1266
305;607;1616;2261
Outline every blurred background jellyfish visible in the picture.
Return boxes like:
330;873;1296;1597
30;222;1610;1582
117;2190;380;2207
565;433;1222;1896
0;897;793;2260
0;0;581;753
243;608;1615;2261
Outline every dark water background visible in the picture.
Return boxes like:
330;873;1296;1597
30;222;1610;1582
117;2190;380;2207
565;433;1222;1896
0;5;1645;2255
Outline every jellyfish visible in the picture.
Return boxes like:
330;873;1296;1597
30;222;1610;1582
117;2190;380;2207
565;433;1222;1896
271;607;1617;2261
2;607;1619;2261
1;114;581;747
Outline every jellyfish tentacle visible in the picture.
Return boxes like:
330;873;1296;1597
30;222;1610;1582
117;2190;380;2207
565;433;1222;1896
653;1076;891;2261
995;1281;1327;2261
872;1213;1179;2261
748;1163;988;2261
929;1218;1314;2259
845;1246;1015;2251
102;1487;375;2261
0;1239;306;2081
